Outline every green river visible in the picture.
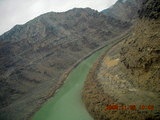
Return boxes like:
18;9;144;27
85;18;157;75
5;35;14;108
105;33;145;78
32;47;107;120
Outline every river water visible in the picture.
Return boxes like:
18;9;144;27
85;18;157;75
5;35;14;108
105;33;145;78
32;47;106;120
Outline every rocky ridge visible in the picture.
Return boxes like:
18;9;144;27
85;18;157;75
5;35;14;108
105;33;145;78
102;0;143;22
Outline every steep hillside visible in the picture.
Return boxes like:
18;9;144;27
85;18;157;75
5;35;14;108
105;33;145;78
102;0;143;22
83;0;160;120
0;6;134;120
120;0;160;92
138;0;160;19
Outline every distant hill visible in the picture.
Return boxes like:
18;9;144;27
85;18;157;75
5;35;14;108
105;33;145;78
0;1;141;120
102;0;143;22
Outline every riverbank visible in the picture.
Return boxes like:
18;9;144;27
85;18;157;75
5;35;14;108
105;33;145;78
82;34;130;120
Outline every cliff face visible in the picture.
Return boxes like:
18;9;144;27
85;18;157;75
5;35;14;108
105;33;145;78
0;4;136;120
83;0;160;120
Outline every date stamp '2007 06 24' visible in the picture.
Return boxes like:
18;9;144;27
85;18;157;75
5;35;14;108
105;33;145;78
105;104;154;111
